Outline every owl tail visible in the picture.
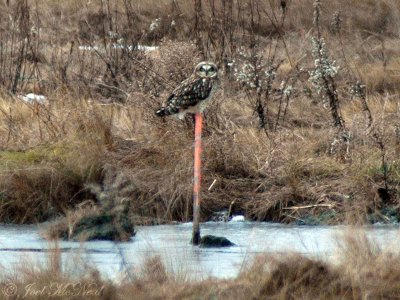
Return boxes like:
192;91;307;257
155;107;168;117
155;106;179;117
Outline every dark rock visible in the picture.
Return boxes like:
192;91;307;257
199;235;235;248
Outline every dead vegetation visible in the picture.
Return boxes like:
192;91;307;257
0;0;399;225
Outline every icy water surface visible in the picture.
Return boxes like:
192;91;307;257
0;222;399;281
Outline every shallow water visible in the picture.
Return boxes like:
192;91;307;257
0;222;399;281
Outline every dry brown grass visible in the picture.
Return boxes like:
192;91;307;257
0;0;398;225
1;1;400;299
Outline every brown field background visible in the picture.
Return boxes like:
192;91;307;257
0;0;399;226
0;1;400;299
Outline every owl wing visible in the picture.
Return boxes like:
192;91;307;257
169;77;213;108
155;77;213;117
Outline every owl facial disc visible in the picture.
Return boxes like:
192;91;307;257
195;61;218;78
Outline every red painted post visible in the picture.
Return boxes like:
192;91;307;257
192;112;203;245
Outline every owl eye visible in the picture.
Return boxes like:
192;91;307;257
209;66;215;72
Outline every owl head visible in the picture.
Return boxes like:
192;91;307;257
194;61;218;78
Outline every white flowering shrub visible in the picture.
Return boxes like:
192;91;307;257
330;11;342;34
310;0;348;160
232;47;282;130
350;81;366;100
309;37;340;108
351;81;373;129
280;81;295;97
150;18;160;32
233;47;297;131
233;47;279;95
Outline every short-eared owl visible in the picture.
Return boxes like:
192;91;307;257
156;61;219;119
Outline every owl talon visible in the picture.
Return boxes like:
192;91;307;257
177;112;186;120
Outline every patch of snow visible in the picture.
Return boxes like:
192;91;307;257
112;44;158;52
112;44;130;50
19;93;46;104
79;44;158;52
136;44;158;52
230;215;245;222
78;45;99;51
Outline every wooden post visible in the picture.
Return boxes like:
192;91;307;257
192;112;203;245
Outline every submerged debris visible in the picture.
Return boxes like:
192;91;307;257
65;210;134;241
47;165;136;242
